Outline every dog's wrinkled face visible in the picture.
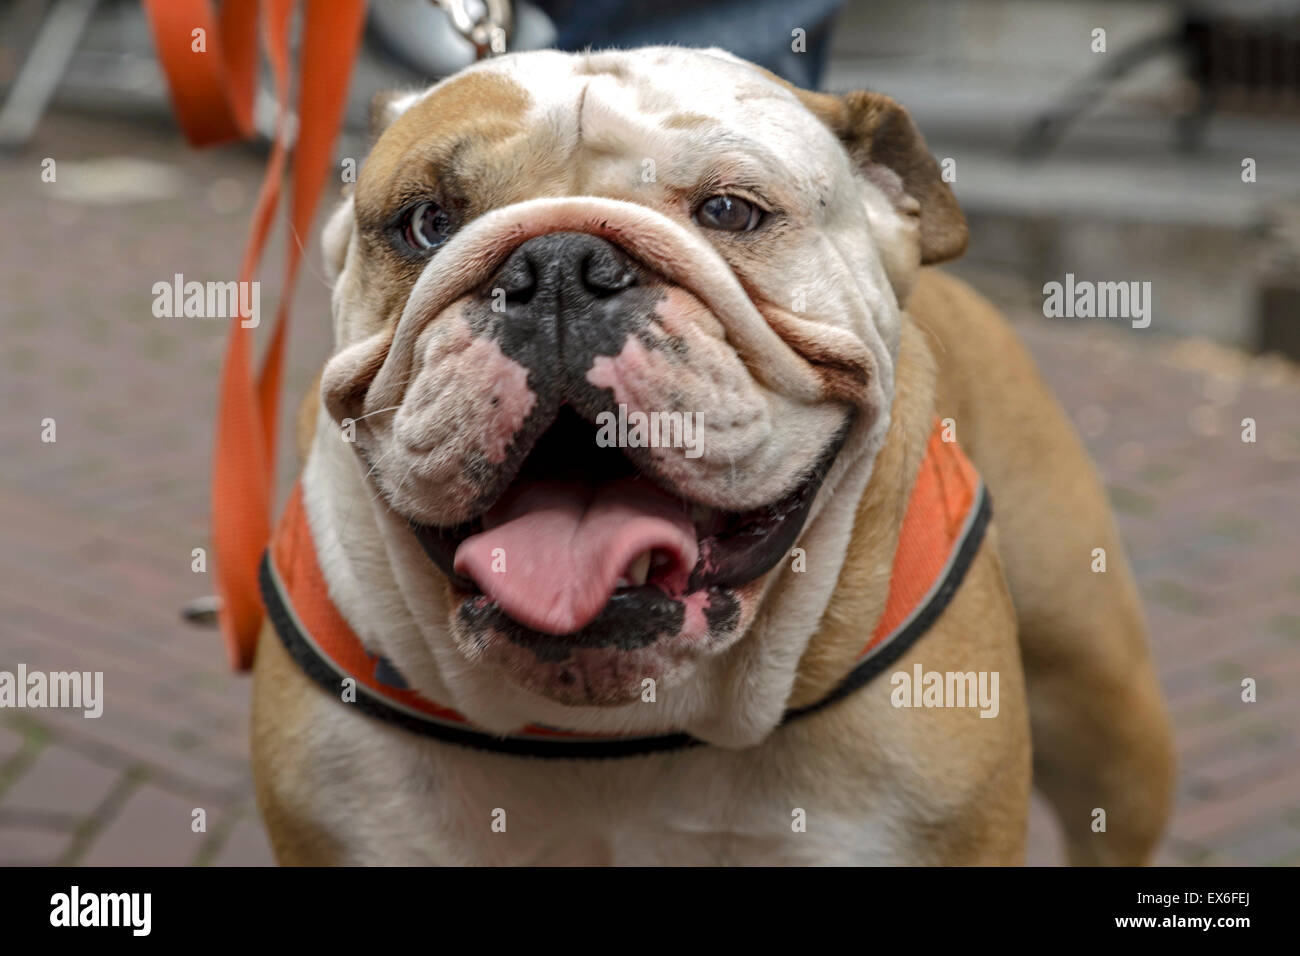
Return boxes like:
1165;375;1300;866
318;48;965;708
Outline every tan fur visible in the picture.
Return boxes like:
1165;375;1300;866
904;271;1175;863
251;630;347;865
355;71;532;220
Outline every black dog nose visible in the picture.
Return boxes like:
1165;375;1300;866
490;232;639;307
478;232;654;407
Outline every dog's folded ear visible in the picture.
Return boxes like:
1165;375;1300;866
797;89;968;265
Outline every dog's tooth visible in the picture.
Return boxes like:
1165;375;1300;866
627;551;652;588
614;577;631;588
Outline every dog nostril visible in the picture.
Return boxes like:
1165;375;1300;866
580;251;638;298
488;255;539;306
504;282;536;305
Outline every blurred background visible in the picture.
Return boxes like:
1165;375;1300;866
0;0;1297;866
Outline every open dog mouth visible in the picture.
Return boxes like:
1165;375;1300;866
407;407;850;648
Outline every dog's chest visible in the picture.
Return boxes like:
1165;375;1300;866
324;726;905;865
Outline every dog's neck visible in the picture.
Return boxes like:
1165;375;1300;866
292;322;930;747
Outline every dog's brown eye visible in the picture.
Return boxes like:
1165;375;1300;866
694;194;763;232
401;201;453;252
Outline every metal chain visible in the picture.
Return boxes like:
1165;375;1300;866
432;0;513;60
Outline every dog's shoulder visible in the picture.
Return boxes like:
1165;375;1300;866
904;268;1043;429
906;267;1009;341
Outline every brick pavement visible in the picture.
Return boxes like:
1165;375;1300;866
1;112;1297;866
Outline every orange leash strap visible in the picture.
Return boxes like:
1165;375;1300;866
141;0;259;146
144;0;366;669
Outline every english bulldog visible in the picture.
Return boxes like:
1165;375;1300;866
251;46;1175;865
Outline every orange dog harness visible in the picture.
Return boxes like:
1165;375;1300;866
259;419;990;758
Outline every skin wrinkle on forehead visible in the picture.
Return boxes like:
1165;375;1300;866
563;52;805;191
576;80;590;144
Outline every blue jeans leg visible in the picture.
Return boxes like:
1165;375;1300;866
532;0;845;88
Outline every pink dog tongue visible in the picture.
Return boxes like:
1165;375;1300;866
453;477;699;635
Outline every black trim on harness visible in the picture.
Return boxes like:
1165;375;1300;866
259;486;991;759
783;486;992;723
